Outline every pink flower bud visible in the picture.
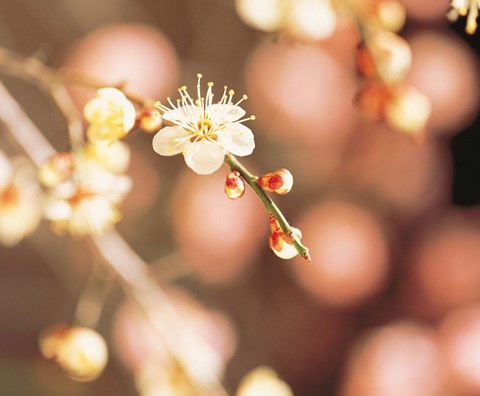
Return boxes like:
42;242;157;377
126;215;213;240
139;106;163;133
224;170;245;199
257;168;293;195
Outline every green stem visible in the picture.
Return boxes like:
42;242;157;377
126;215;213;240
224;153;311;262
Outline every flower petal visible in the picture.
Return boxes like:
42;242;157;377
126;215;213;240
184;140;225;175
217;123;255;156
207;104;246;123
162;105;201;125
152;126;192;156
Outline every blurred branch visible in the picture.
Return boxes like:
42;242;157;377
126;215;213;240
0;80;228;396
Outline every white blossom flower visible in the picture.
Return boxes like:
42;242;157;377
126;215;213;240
84;88;137;143
0;151;42;246
43;149;131;236
152;74;255;175
448;0;480;34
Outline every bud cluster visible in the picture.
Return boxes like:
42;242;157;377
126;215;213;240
352;1;432;138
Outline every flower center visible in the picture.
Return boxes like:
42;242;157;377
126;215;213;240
197;119;212;135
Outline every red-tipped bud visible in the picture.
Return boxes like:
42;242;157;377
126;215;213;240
268;214;302;260
138;107;163;133
355;42;377;79
258;168;293;195
225;170;245;199
38;152;73;187
354;82;392;120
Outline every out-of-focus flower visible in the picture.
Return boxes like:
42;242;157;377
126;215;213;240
0;151;42;246
83;140;131;174
236;366;293;396
39;323;108;382
448;0;480;34
84;88;136;143
153;74;255;175
225;170;245;199
268;214;302;260
257;168;293;195
235;0;336;41
384;85;432;137
43;148;131;236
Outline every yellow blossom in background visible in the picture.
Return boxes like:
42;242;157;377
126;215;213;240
448;0;480;34
39;324;108;382
42;148;132;236
84;87;136;143
0;151;42;246
236;366;293;396
83;140;131;174
153;74;255;175
235;0;336;41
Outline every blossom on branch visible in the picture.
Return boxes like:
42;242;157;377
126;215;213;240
42;145;131;236
153;74;255;175
84;88;136;143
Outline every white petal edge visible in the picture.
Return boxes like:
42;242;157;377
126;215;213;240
152;126;192;156
217;123;255;156
162;105;201;125
207;104;246;124
184;140;225;175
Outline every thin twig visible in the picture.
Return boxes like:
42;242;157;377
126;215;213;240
224;153;310;262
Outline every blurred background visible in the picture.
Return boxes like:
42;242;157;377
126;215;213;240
0;0;479;395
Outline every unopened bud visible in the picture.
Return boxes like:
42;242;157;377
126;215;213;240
354;82;392;120
375;0;406;32
357;32;412;84
385;85;431;136
268;214;302;260
39;324;108;382
258;168;293;195
225;170;245;199
38;153;73;187
139;107;163;133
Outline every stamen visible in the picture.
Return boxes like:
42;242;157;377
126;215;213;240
234;94;248;106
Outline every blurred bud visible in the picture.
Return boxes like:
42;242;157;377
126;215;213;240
258;168;293;195
139;107;163;133
38;153;73;187
84;87;136;143
225;171;245;199
235;0;283;33
39;324;108;382
385;85;432;136
284;0;337;41
236;366;293;396
354;82;392;120
375;0;406;32
363;31;412;84
268;215;302;260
